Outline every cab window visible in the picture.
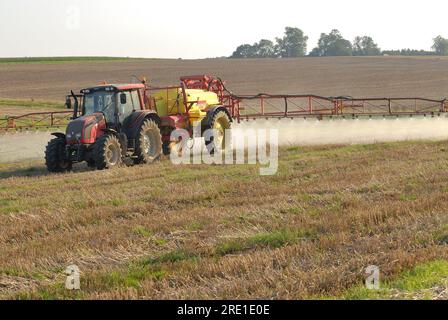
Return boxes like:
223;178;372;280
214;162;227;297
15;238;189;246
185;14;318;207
130;91;140;110
83;91;116;123
118;91;135;123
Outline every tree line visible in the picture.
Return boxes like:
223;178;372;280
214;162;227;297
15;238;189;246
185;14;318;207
230;28;448;58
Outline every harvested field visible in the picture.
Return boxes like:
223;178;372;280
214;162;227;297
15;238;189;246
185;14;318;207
0;142;447;299
0;57;447;299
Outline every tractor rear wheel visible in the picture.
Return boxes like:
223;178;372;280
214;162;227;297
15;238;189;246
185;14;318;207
134;119;162;164
94;134;122;170
205;110;231;155
45;137;72;172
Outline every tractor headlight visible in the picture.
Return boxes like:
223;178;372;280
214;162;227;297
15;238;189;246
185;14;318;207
75;133;81;140
66;133;72;139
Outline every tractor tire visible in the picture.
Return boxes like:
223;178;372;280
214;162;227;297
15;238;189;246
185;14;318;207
45;137;72;173
87;159;96;169
134;119;162;164
94;134;122;170
204;110;232;155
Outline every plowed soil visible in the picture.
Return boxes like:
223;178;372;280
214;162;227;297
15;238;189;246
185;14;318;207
1;56;448;100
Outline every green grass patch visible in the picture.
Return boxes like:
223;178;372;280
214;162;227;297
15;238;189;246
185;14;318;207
106;199;126;207
15;263;168;299
16;282;85;300
0;267;47;282
286;146;300;152
299;142;399;159
216;228;316;256
343;260;448;300
0;98;65;109
0;165;48;179
187;219;210;231
133;226;152;237
0;198;22;214
0;56;134;64
153;238;168;246
0;266;28;278
399;193;418;201
282;206;303;215
97;266;167;289
72;199;97;210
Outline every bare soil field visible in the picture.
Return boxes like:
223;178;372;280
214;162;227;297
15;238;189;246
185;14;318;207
1;56;448;101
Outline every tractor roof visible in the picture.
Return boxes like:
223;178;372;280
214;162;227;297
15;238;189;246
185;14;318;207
81;83;145;94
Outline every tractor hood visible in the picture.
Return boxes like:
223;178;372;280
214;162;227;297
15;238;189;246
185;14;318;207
65;113;106;144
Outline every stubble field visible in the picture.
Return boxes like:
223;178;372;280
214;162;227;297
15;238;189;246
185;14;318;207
0;57;447;299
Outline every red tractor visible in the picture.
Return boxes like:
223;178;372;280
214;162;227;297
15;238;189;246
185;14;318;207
45;75;234;172
45;83;162;172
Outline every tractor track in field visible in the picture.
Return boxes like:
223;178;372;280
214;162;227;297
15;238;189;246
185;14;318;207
3;115;448;164
0;131;52;163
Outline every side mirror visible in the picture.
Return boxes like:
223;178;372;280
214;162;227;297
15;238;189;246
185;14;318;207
120;93;127;104
65;97;72;109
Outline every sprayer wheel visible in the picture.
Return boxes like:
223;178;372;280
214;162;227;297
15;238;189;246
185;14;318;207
94;134;122;170
45;137;72;173
134;119;163;164
205;110;232;155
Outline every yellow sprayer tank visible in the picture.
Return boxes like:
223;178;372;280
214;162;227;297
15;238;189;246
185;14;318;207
151;88;220;126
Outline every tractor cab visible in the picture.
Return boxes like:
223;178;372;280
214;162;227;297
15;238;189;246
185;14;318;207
64;84;147;144
81;87;117;124
46;83;162;172
70;84;145;124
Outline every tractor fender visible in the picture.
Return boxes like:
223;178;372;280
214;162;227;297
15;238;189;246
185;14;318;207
51;132;66;140
143;112;161;126
202;106;233;129
124;111;161;140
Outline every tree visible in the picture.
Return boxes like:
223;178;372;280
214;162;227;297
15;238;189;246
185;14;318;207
255;39;277;58
382;49;435;56
353;36;381;56
432;36;448;55
310;29;353;56
231;44;257;58
230;40;277;58
276;27;308;58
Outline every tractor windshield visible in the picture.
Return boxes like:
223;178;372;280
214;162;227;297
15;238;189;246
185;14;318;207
83;91;116;122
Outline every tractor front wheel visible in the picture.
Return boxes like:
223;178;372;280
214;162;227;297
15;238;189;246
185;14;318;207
94;134;122;170
134;119;162;164
45;137;72;172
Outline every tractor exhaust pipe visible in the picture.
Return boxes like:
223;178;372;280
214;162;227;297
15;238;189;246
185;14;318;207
71;90;79;119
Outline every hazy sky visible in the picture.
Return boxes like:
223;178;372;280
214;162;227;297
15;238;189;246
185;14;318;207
0;0;447;58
